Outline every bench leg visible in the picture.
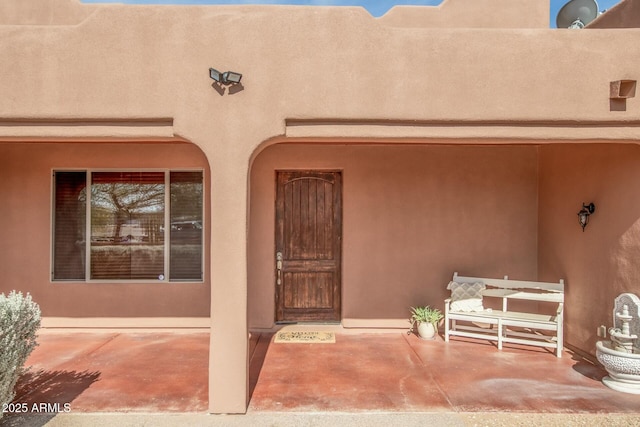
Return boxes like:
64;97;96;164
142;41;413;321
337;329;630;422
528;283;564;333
556;324;563;358
447;319;456;342
556;333;563;358
497;320;503;350
445;318;454;342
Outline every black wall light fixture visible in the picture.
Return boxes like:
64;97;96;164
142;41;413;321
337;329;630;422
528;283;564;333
209;68;242;85
577;202;595;232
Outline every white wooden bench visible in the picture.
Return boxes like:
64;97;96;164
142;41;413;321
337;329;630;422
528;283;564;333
444;272;565;357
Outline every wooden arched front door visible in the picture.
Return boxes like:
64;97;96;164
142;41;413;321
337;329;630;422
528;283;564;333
275;170;342;322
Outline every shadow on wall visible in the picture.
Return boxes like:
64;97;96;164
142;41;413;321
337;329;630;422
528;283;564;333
2;369;100;427
611;218;640;296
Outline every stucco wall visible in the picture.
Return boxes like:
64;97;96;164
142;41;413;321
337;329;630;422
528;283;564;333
0;142;211;318
538;143;640;357
2;0;640;415
249;143;539;329
589;0;640;28
382;0;548;28
0;0;548;28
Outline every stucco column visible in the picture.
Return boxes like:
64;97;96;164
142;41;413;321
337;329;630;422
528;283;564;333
207;151;249;414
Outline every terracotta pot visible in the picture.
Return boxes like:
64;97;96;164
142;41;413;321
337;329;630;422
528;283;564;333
417;322;436;340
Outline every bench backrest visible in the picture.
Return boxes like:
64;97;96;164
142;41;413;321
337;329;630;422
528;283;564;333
452;272;564;293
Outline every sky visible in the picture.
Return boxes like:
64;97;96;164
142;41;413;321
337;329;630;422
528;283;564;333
81;0;621;27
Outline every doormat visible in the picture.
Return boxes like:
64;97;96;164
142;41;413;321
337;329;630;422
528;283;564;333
274;331;336;344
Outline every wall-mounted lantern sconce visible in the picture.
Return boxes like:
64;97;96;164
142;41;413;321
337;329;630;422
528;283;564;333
577;202;595;232
209;68;242;85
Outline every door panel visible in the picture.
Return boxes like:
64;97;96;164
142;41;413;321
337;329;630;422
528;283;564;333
276;171;342;322
283;272;332;309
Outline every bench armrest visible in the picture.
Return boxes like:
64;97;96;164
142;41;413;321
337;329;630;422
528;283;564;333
444;298;452;314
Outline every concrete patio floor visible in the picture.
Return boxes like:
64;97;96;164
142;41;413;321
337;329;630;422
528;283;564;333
2;327;640;426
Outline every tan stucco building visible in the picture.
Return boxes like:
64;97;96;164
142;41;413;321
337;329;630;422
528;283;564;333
2;0;640;413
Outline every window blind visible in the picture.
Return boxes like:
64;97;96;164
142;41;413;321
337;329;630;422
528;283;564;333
90;172;165;280
170;171;203;281
52;170;203;282
53;171;87;280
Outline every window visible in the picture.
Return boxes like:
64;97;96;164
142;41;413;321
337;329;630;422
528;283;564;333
53;170;203;282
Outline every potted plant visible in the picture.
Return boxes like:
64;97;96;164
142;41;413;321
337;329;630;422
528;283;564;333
409;305;443;340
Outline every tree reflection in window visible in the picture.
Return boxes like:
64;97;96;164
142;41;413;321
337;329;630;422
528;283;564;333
90;172;165;280
53;170;203;282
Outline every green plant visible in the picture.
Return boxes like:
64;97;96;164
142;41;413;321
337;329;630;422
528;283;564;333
409;305;443;330
0;291;41;420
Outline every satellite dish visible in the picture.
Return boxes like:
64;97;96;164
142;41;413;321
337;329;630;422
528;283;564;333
556;0;599;29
